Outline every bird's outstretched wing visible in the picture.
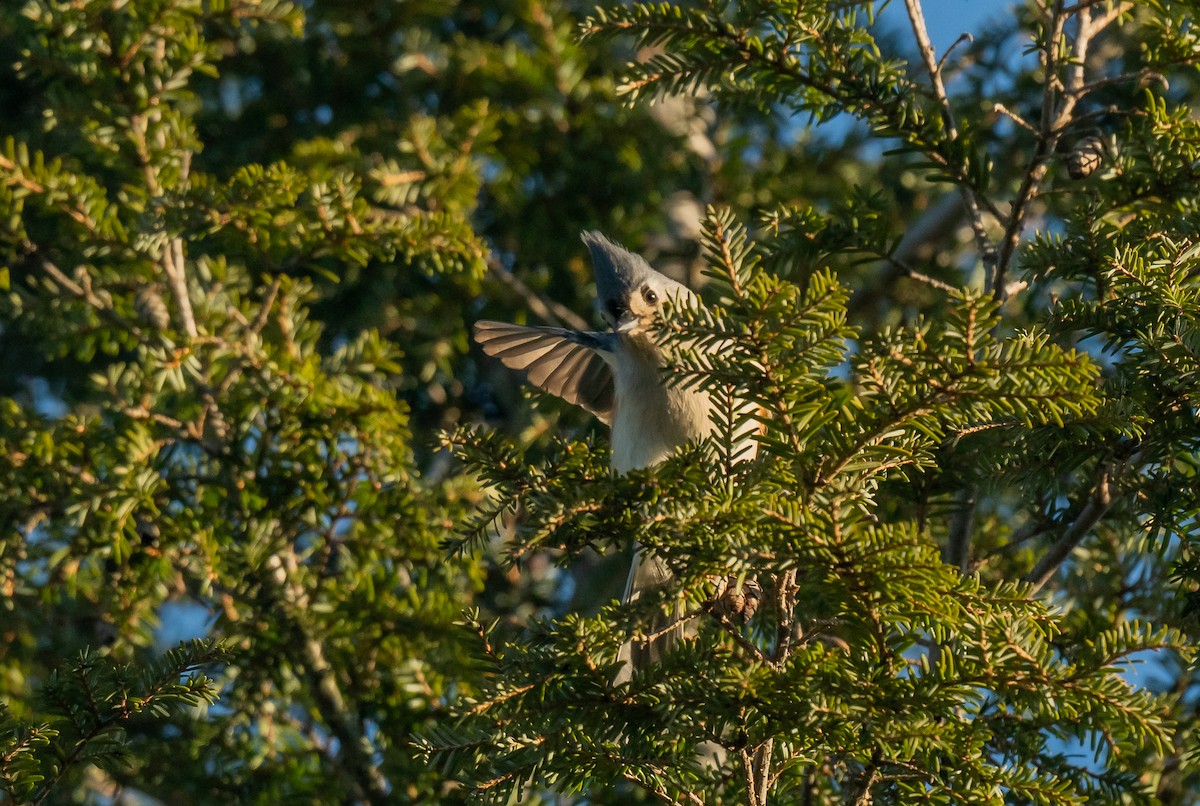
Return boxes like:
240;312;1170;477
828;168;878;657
474;321;616;424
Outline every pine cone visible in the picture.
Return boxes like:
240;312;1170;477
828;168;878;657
1067;135;1106;179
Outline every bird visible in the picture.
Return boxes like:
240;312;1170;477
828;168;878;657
473;231;757;683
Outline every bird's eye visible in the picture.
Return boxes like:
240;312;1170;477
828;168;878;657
642;287;658;305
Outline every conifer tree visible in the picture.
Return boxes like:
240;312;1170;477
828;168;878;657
426;1;1200;803
1;0;1199;804
0;0;487;801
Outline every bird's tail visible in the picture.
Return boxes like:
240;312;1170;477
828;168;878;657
614;545;686;685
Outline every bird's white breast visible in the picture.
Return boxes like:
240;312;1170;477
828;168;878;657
609;336;712;473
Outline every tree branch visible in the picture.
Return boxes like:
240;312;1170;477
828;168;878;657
24;243;146;342
161;151;198;340
903;0;996;269
993;2;1131;299
772;570;799;664
845;748;883;806
749;740;773;806
704;606;768;665
266;551;392;804
1025;463;1114;591
162;233;197;339
944;488;977;572
885;252;960;294
487;254;589;331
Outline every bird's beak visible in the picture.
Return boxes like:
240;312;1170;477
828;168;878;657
615;313;640;333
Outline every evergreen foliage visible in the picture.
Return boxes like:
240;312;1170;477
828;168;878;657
428;209;1191;804
1;641;226;805
0;0;1199;803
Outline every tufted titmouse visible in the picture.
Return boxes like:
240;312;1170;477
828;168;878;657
474;232;755;682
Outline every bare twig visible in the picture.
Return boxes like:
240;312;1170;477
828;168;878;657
1062;0;1121;12
248;275;283;339
992;0;1068;298
162;234;197;339
625;775;703;806
35;252;100;306
904;0;952;127
706;606;769;665
129;106;198;339
772;570;798;664
887;253;960;293
936;32;974;75
749;740;774;806
903;0;996;268
845;749;883;806
1089;0;1134;29
992;2;1132;299
161;151;198;339
853;194;967;304
741;740;774;806
25;243;146;341
993;102;1040;136
1068;67;1166;99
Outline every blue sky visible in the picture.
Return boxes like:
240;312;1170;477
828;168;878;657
919;0;1015;50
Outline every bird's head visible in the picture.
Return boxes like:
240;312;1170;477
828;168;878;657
582;231;692;336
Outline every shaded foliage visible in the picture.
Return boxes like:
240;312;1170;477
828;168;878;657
1;0;1200;804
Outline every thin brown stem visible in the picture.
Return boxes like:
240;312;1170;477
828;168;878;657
773;570;799;664
25;244;146;342
163;151;197;339
1025;464;1114;591
993;102;1040;135
993;2;1131;299
750;740;774;806
265;552;392;804
486;254;589;331
845;749;883;806
706;607;769;665
886;253;960;293
903;0;995;268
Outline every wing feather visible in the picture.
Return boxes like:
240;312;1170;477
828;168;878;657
474;321;615;424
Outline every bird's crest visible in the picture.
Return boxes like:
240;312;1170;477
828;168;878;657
581;230;658;306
